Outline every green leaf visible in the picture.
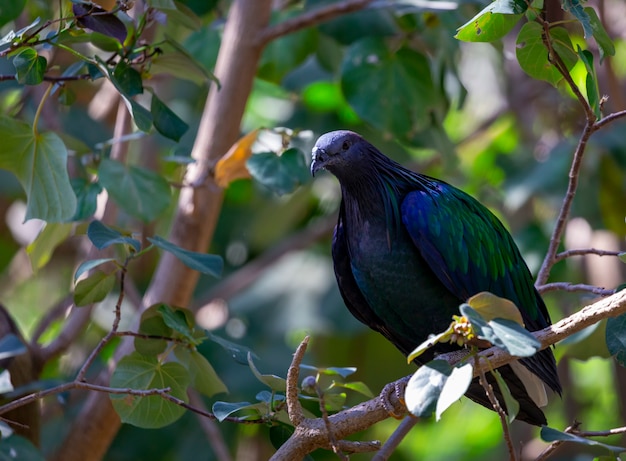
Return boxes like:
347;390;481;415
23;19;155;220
492;369;519;423
0;333;27;361
150;92;189;141
212;401;254;422
247;352;286;392
330;381;374;398
74;270;116;306
206;333;257;365
0;435;45;461
110;352;189;429
515;23;577;87
174;347;228;397
606;312;626;367
488;318;541;357
562;0;592;38
0;116;76;222
318;366;357;378
112;61;143;97
71;178;102;221
585;7;615;61
13;47;47;85
341;37;441;144
74;258;116;283
87;220;141;252
135;305;172;356
467;292;523;325
405;360;452;418
148;0;202;29
435;362;473;421
0;0;26;28
460;304;541;357
407;327;454;363
150;39;218;86
455;0;525;43
147;235;223;277
541;426;626;456
599;156;626;235
26;223;73;272
246;148;310;195
98;158;171;222
577;47;600;118
620;253;626;264
157;305;195;342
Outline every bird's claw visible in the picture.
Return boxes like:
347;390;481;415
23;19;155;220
379;380;408;419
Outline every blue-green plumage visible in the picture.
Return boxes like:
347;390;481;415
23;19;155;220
312;130;561;426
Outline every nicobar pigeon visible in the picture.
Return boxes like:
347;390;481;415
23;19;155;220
310;130;561;425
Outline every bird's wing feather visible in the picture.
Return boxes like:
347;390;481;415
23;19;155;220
401;183;541;325
401;183;561;394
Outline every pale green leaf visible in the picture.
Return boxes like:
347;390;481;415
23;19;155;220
74;270;116;306
26;223;73;272
148;235;223;277
174;348;228;397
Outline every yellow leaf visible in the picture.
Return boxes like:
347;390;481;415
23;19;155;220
467;292;524;325
214;129;261;188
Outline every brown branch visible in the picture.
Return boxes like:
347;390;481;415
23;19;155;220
537;282;614;296
371;416;418;461
286;336;309;426
477;360;516;461
0;74;92;82
534;423;578;461
258;0;375;45
554;248;622;263
271;289;626;459
573;426;626;437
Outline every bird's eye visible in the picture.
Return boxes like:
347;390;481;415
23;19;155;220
342;141;350;151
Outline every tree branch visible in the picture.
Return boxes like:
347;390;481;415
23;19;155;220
537;282;614;296
554;248;622;263
258;0;374;45
271;289;626;459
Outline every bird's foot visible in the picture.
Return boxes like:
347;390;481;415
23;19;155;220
379;378;408;419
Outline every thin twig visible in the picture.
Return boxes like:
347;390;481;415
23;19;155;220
554;248;622;263
0;74;92;82
372;416;418;461
258;0;374;45
476;358;517;461
537;282;614;296
315;381;347;460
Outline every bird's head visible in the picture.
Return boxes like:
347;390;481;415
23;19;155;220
310;130;366;177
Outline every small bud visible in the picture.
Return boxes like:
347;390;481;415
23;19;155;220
301;375;317;394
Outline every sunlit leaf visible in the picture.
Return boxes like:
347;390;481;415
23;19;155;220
492;368;519;423
26;223;73;272
98;159;171;222
455;0;525;43
87;220;141;252
214;129;260;188
0;116;76;222
330;381;374;398
407;327;454;363
467;292;524;325
74;270;116;306
13;47;47;85
577;47;600;118
516;23;577;87
110;352;189;428
74;258;116;283
147;235;223;277
405;360;451;418
435;362;473;420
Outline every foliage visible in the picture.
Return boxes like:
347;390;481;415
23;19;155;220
0;0;624;460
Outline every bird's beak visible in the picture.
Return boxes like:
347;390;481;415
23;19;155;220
310;147;327;177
